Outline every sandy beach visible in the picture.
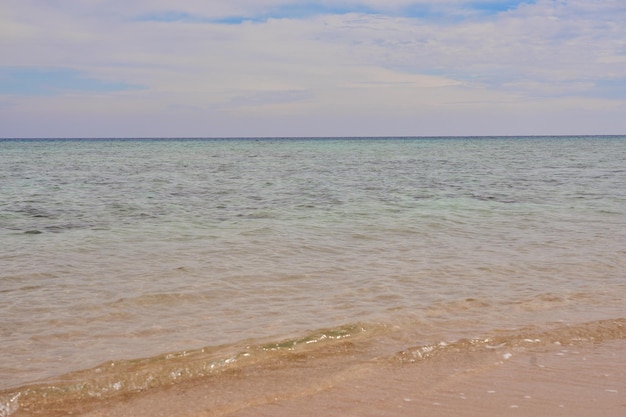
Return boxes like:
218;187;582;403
13;338;624;417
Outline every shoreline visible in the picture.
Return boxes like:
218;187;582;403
6;319;625;417
81;340;626;417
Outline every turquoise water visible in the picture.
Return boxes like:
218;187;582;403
1;137;625;396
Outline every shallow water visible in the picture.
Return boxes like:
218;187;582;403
1;137;625;412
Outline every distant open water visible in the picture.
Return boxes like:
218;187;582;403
1;137;625;410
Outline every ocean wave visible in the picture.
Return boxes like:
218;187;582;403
2;318;624;417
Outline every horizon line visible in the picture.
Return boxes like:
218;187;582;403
1;134;625;141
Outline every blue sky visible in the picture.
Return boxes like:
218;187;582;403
133;2;532;24
0;68;142;96
1;0;625;137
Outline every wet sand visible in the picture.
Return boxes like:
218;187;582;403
21;339;624;417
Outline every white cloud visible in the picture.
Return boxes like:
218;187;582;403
1;0;626;136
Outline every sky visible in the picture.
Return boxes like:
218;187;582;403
1;0;626;137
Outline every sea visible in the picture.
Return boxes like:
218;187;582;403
1;136;625;415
